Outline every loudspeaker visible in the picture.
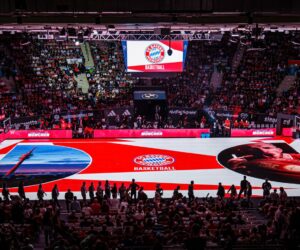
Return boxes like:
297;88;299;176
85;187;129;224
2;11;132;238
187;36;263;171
292;131;300;139
161;28;170;35
154;28;170;35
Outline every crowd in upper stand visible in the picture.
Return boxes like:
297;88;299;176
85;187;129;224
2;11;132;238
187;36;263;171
272;77;300;115
211;33;296;114
87;41;135;107
0;32;299;132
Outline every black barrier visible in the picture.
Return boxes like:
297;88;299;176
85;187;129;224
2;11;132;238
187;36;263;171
276;113;295;135
10;116;40;129
53;111;94;121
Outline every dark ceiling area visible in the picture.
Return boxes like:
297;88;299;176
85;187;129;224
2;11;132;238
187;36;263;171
0;0;299;24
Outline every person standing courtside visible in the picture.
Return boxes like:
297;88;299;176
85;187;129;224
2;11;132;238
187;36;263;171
217;182;225;200
81;182;87;203
227;184;237;200
238;176;248;199
129;179;139;201
65;189;74;213
52;184;60;208
105;180;111;198
96;181;104;201
188;181;195;200
37;183;46;202
18;181;26;200
88;182;95;201
173;185;181;199
2;182;10;201
155;184;163;198
118;183;126;201
262;179;272;200
111;183;118;199
246;182;252;202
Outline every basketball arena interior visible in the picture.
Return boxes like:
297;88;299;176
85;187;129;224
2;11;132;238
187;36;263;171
0;1;300;249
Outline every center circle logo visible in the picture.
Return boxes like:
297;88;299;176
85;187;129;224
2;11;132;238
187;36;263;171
145;44;165;63
134;154;175;166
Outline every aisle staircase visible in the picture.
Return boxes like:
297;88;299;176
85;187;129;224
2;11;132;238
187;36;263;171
232;43;245;71
75;73;89;94
277;75;296;95
80;42;94;68
210;71;223;91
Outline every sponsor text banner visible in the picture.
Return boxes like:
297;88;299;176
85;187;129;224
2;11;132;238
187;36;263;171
94;129;210;138
6;130;72;139
231;128;276;137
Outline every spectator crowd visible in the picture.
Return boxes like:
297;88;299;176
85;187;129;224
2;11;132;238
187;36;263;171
0;32;299;135
0;178;299;249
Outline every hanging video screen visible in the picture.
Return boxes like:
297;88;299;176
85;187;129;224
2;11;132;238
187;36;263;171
122;40;188;72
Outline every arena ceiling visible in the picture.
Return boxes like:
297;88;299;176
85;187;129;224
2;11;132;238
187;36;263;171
0;0;299;25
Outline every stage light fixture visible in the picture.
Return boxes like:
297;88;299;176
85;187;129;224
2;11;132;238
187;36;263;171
167;39;173;56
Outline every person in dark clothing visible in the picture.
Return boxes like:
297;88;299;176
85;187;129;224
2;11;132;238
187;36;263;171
37;183;46;202
65;189;74;213
227;184;237;199
185;224;206;250
11;199;24;224
111;183;118;199
2;182;10;201
238;176;248;199
88;182;95;201
43;208;53;246
138;187;148;201
129;179;139;201
262;179;272;199
18;181;26;200
173;185;181;199
81;182;87;203
96;181;104;201
217;182;225;200
247;182;252;202
105;180;111;198
188;181;195;200
118;183;126;201
155;183;163;198
51;184;60;208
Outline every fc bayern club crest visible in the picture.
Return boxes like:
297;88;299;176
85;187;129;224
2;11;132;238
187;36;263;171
134;154;175;166
145;44;165;63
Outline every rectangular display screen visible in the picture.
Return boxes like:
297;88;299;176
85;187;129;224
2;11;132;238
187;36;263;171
122;40;188;72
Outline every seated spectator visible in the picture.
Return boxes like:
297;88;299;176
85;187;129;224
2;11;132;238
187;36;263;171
70;196;81;213
90;199;101;215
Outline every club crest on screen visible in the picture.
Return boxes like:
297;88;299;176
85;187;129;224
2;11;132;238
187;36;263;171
134;154;175;166
145;43;165;63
